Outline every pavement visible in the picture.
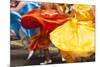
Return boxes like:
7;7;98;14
10;40;95;67
10;40;66;67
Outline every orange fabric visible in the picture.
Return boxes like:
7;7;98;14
21;9;69;50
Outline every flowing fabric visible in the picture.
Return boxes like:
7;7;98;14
50;18;95;62
10;2;40;39
50;5;95;62
21;9;69;50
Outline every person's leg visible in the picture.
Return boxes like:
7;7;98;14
58;49;66;62
19;27;29;47
40;48;52;65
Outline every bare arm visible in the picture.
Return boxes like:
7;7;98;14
54;4;64;15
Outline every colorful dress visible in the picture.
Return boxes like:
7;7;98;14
50;4;95;62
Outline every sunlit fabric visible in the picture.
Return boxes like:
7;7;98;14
50;18;95;62
72;4;95;21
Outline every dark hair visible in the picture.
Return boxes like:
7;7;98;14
10;0;20;7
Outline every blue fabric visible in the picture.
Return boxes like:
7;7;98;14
18;2;40;15
10;11;21;36
10;2;40;38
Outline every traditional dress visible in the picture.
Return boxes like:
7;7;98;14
50;4;95;62
21;9;69;50
10;2;40;39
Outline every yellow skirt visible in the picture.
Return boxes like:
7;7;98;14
50;18;95;62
